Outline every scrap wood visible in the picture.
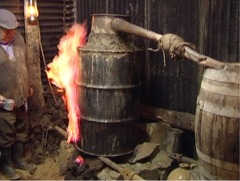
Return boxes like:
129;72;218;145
54;125;68;138
167;152;197;164
139;104;195;132
98;156;145;180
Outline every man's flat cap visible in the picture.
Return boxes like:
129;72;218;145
0;9;18;29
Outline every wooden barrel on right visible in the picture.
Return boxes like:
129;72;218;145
195;63;240;179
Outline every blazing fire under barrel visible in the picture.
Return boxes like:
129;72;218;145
78;14;141;156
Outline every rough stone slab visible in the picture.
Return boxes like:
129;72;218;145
97;167;122;180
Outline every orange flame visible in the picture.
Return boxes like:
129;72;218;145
46;23;87;143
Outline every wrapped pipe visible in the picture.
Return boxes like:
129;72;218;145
111;18;227;70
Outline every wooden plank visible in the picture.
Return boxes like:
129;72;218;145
139;104;195;132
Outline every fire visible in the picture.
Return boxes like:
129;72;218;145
75;155;84;166
46;23;87;143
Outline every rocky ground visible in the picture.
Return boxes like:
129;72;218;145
0;156;63;180
0;92;199;180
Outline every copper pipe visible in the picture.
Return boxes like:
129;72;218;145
111;18;162;42
111;17;226;70
184;47;226;69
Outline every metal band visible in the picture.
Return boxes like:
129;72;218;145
201;80;239;97
196;147;239;172
198;165;218;180
197;99;240;118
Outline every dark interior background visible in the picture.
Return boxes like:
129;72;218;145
0;0;238;114
0;0;239;157
76;0;239;115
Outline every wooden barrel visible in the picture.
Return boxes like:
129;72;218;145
195;63;240;179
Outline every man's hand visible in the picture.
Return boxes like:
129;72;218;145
0;95;6;106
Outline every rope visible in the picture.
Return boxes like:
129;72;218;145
37;23;57;105
158;33;195;58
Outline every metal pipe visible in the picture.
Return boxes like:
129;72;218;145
110;17;226;69
184;46;226;69
111;18;162;42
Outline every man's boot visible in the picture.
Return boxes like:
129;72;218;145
12;141;37;171
0;147;20;180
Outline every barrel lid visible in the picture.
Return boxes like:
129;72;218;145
204;63;240;84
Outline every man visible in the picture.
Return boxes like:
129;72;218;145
0;9;36;180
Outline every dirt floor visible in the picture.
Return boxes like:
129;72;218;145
0;155;64;180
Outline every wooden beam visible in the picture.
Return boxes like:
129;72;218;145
139;104;195;132
24;0;45;112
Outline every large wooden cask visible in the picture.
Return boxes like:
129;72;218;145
195;63;240;179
